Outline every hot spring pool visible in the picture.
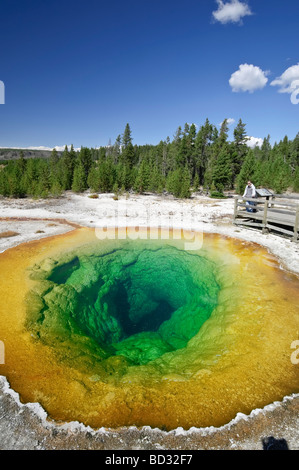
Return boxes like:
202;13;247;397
0;227;298;430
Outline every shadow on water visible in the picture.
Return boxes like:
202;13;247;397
262;436;289;450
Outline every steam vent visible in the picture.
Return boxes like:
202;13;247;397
0;227;298;431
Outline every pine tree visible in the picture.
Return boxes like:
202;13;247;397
234;119;248;147
193;172;200;192
252;159;263;187
218;119;229;147
98;159;115;192
177;133;188;167
87;166;100;192
22;158;38;196
112;135;122;164
49;148;63;191
236;150;257;194
278;136;291;167
121;124;135;168
166;167;191;198
134;158;150;193
293;167;299;192
78;147;92;186
271;153;292;193
232;118;248;179
17;150;26;174
35;160;50;198
194;118;214;184
122;143;135;169
61;145;76;190
290;132;299;170
148;163;163;193
0;167;9;196
180;166;191;198
122;123;132;148
260;135;272;161
187;123;197;176
50;180;63;197
212;146;232;192
166;169;180;197
6;161;23;197
72;163;86;193
120;164;132;190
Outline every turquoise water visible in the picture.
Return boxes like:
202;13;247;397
27;239;220;368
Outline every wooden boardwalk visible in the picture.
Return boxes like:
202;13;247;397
233;194;299;242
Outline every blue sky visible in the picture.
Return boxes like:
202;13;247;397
0;0;298;150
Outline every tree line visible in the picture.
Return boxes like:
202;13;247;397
0;120;299;199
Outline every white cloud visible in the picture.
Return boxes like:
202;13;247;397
247;136;263;148
0;145;81;152
229;64;269;93
270;63;299;93
212;0;253;24
30;146;65;151
219;118;235;129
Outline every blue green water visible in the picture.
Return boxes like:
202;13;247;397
26;239;220;373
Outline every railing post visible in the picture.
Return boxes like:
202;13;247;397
233;197;238;222
293;206;299;242
262;200;268;234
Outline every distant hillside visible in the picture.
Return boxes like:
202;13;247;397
0;148;63;161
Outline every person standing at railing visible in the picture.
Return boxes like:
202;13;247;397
243;181;256;212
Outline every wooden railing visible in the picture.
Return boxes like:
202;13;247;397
233;194;299;242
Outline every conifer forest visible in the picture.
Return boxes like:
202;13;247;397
1;119;299;199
